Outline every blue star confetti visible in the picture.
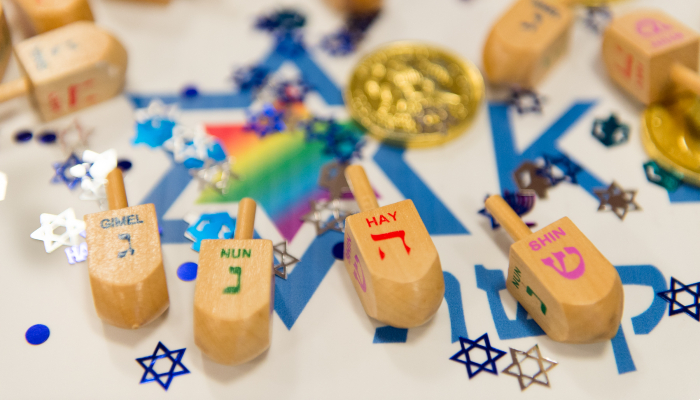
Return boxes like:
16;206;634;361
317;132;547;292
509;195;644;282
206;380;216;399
644;160;683;192
304;118;365;163
450;333;506;378
657;277;700;321
592;114;629;147
479;190;536;230
539;154;582;185
136;342;190;391
508;88;544;114
232;65;269;92
245;104;286;137
51;153;83;190
255;9;306;35
185;212;236;252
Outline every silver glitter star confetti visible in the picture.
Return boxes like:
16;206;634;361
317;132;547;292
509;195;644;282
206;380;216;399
300;199;352;236
163;124;212;163
319;160;351;200
58;119;93;155
71;149;118;207
30;208;86;253
594;181;640;220
273;241;299;279
502;344;557;391
134;99;180;124
190;158;239;195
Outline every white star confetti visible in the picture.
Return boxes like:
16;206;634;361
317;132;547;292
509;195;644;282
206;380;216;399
30;208;86;253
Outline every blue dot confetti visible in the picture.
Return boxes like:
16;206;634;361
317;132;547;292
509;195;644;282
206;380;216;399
177;262;198;281
117;159;133;172
25;324;50;345
38;131;57;144
332;242;344;260
181;85;199;98
14;130;33;142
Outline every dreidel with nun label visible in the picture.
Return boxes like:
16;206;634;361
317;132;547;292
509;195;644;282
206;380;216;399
602;9;700;105
483;0;573;88
343;165;444;328
484;195;623;343
85;168;169;329
0;21;127;121
194;198;274;365
12;0;94;34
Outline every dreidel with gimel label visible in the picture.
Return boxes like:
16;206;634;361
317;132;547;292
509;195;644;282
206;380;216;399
602;9;700;105
194;198;274;365
483;0;573;88
484;195;623;343
343;165;444;329
85;168;169;329
11;0;94;34
0;21;126;121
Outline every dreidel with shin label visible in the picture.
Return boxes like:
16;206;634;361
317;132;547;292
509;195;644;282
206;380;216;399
85;168;169;329
484;195;623;343
602;9;700;105
483;0;573;88
343;165;444;329
194;198;274;365
12;0;94;34
0;21;127;121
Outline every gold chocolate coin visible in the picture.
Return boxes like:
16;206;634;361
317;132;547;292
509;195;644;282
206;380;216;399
641;94;700;186
346;42;484;148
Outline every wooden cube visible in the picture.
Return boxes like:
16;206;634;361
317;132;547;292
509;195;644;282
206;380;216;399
12;0;94;34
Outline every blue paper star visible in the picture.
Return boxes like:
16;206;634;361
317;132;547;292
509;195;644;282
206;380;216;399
538;154;582;185
643;160;682;192
303;118;365;162
185;212;236;252
450;333;506;378
136;342;190;391
134;119;176;148
657;277;700;321
592;114;629;147
51;153;83;189
245;104;286;137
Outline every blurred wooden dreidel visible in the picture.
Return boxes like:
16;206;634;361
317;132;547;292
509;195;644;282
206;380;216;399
324;0;381;15
484;195;623;343
85;168;169;329
194;198;274;365
11;0;94;35
483;0;573;88
343;165;444;328
0;4;11;80
602;9;700;104
0;21;127;121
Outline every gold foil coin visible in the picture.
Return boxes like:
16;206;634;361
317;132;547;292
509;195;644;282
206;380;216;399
346;42;484;148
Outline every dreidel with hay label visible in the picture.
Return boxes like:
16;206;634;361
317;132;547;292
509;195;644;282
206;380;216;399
484;195;623;343
12;0;94;34
483;0;573;88
194;198;274;365
603;9;700;105
0;21;126;121
85;168;169;329
343;165;444;329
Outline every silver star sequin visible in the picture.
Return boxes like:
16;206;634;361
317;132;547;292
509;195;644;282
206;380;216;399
502;344;557;391
300;199;351;236
319;161;351;200
190;158;239;195
273;241;299;279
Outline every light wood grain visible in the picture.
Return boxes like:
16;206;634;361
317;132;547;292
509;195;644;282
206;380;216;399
12;0;93;34
345;164;379;212
4;21;127;121
483;0;573;88
344;165;444;328
0;4;11;81
234;198;256;240
602;9;700;104
85;203;169;329
106;168;128;210
485;195;623;343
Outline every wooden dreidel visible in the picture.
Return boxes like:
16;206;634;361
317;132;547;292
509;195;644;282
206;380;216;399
12;0;94;34
324;0;381;15
602;9;700;105
484;195;623;343
85;168;169;329
0;21;127;121
0;4;11;81
343;165;444;328
194;198;274;365
483;0;573;88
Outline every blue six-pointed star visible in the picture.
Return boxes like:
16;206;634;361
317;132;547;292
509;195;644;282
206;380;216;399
51;153;83;189
450;333;506;378
136;342;190;391
657;277;700;321
185;212;236;252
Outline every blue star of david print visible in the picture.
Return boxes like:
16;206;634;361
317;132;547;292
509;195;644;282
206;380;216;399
450;333;506;378
51;153;83;189
136;342;190;391
657;277;700;321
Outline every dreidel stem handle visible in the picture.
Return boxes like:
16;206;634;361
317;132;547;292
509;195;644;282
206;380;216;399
0;77;29;103
234;198;256;240
106;168;128;210
484;194;532;241
345;165;379;212
670;63;700;97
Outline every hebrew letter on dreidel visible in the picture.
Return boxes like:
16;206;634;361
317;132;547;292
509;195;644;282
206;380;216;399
541;246;585;280
117;233;134;258
371;231;411;260
353;255;367;292
223;266;241;294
